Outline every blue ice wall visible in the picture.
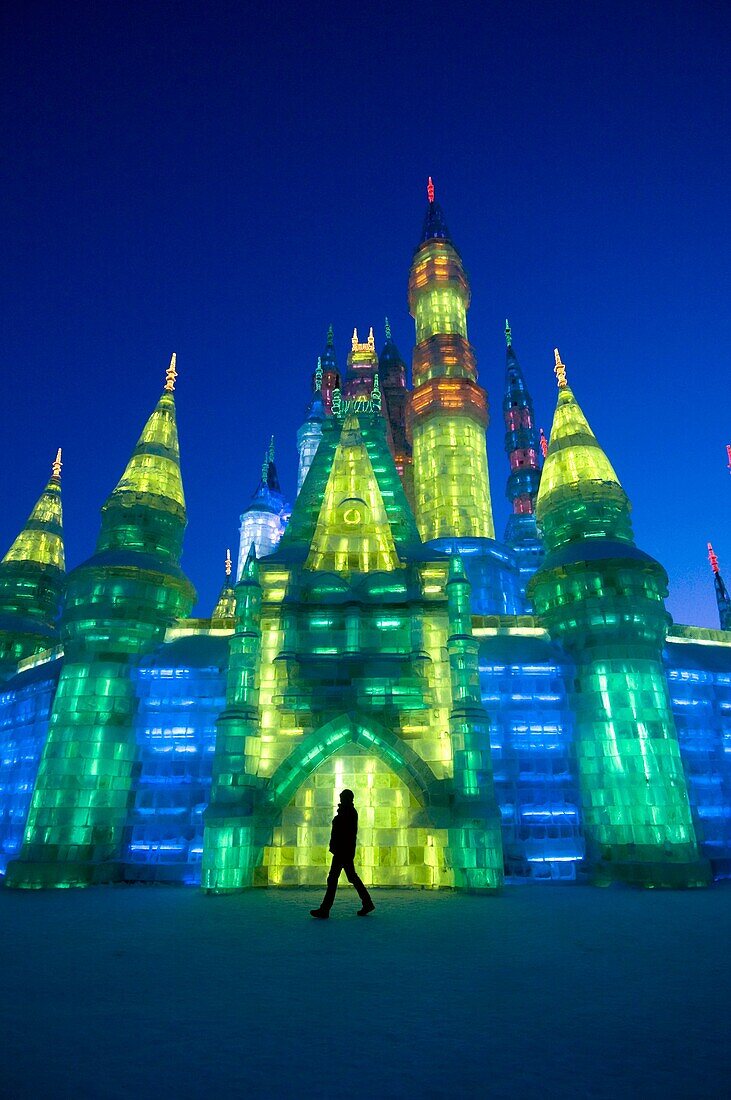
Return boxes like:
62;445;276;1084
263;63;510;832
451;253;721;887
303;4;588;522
478;634;584;881
666;639;731;878
0;658;60;874
123;635;228;883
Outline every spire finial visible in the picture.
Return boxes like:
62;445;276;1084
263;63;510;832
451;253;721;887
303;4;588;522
367;326;375;350
427;176;435;204
708;542;720;575
539;428;548;458
726;444;731;473
505;319;512;347
164;352;178;393
268;435;275;464
327;324;334;348
352;327;359;350
51;447;63;480
314;356;323;393
384;316;392;342
225;548;232;578
554;348;568;388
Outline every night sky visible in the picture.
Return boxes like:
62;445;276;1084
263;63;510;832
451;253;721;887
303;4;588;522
1;1;729;623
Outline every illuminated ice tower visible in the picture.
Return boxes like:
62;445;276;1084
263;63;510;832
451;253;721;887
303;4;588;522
0;450;65;680
528;351;708;887
407;178;494;542
297;359;326;494
7;356;196;888
379;318;413;503
502;320;544;594
236;438;288;577
708;543;731;630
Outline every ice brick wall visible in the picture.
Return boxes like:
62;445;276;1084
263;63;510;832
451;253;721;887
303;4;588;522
666;640;731;878
0;660;60;874
123;636;227;883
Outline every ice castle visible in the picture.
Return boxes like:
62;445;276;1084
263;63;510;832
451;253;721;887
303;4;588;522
1;181;730;892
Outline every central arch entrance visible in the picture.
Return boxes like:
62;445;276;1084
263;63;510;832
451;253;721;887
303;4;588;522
258;715;453;889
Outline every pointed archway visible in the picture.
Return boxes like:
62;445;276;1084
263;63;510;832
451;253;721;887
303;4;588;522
257;713;453;889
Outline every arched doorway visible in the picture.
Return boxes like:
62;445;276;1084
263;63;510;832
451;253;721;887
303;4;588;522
258;715;453;888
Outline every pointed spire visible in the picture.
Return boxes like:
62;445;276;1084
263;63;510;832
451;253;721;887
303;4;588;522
164;352;177;393
268;435;275;464
211;547;237;623
0;458;66;670
99;368;187;562
385;316;392;342
351;327;359;350
326;324;334;348
505;319;512;348
708;543;731;630
261;447;268;483
420;178;450;243
51;448;62;481
537;378;632;551
539;428;548;458
367;326;375;350
554;348;568;388
726;444;731;474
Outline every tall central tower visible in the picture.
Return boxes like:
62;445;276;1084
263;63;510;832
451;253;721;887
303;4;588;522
407;178;494;542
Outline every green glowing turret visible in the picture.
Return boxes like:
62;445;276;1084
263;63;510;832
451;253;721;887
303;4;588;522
0;450;65;678
529;351;708;887
7;355;196;889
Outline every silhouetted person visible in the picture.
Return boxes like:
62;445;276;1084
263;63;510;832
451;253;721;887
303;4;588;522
310;789;375;918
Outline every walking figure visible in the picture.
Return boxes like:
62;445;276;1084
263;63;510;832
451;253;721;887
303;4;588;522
310;789;375;918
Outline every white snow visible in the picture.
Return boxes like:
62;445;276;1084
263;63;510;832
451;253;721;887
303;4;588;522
0;883;729;1098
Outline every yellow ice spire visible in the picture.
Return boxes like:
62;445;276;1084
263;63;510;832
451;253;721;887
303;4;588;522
164;352;178;393
554;348;568;388
225;548;232;578
51;448;62;481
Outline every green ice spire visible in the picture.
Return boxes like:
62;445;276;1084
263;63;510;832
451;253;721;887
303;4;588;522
0;450;65;676
7;356;196;889
536;349;633;551
98;353;186;562
529;351;708;889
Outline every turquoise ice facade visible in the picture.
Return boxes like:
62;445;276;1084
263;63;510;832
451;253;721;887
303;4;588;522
1;185;730;889
2;629;730;882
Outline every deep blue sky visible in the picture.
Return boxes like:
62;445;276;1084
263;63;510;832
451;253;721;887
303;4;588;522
1;0;729;623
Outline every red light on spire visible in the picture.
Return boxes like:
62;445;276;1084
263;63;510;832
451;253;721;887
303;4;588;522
708;542;720;574
539;428;548;458
427;176;435;204
726;444;731;472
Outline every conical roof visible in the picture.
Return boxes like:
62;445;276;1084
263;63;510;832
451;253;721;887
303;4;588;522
97;355;190;565
107;387;185;511
2;457;64;573
304;415;403;575
278;411;420;560
0;453;65;663
536;356;633;550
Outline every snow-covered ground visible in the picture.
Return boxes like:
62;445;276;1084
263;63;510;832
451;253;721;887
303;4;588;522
0;882;729;1098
